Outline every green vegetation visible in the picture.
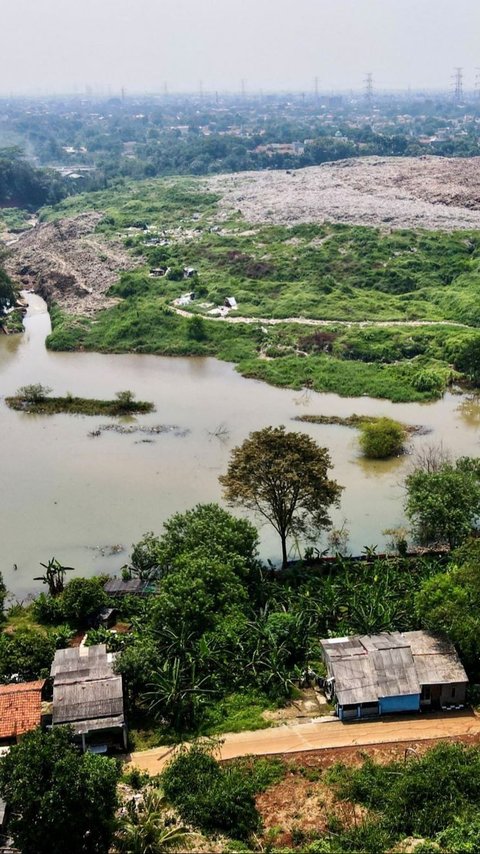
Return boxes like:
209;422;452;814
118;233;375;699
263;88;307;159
0;254;16;316
220;426;342;567
0;626;56;681
0;147;68;208
114;787;190;853
40;182;480;400
0;727;120;854
6;385;154;415
322;742;480;852
295;413;402;428
406;456;480;548
162;744;284;841
358;416;406;459
415;539;480;675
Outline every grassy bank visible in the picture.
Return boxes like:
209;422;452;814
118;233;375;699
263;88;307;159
36;177;480;401
46;301;471;402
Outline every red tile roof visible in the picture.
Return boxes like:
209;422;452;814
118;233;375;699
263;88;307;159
0;680;45;740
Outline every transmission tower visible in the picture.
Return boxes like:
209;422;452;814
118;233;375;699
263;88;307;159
364;72;374;105
314;76;319;101
452;67;463;102
475;68;480;98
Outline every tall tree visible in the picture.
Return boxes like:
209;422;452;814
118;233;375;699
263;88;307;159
405;456;480;548
219;426;342;567
0;727;120;854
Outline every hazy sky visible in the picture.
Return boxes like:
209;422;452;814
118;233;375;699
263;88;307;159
1;0;479;95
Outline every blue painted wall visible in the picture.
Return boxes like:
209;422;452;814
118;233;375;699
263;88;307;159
379;694;420;714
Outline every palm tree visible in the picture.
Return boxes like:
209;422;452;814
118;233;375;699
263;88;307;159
33;557;74;595
115;788;191;854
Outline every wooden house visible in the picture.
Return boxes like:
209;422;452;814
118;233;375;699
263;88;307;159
50;644;127;752
321;631;468;721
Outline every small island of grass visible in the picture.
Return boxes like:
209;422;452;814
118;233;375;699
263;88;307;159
294;412;424;459
5;384;154;416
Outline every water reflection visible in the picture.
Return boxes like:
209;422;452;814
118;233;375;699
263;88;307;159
1;294;480;597
457;395;480;429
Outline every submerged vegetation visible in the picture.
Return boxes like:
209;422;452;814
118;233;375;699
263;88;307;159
6;384;154;416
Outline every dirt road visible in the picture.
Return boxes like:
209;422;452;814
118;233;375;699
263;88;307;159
172;305;469;329
127;710;480;774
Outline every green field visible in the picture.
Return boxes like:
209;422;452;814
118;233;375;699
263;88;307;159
42;177;480;402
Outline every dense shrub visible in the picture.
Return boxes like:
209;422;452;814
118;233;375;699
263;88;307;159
60;577;108;626
0;629;56;681
359;417;406;459
162;744;261;840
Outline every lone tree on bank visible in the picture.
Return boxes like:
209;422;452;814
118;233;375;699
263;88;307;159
219;426;342;568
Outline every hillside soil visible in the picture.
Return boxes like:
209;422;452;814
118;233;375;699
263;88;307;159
4;212;140;315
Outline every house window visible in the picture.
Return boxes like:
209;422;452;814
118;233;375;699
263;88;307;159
451;686;456;699
421;685;431;700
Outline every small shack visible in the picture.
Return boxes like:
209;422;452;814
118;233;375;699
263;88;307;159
0;680;45;746
320;631;468;721
224;296;238;309
51;644;126;752
104;577;154;597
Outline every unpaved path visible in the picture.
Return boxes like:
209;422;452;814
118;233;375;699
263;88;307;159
172;306;469;329
208;156;480;231
127;710;480;774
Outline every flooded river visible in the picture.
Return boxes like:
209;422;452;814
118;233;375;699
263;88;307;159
1;295;479;597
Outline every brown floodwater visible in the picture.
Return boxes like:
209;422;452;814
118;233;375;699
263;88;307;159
1;295;479;596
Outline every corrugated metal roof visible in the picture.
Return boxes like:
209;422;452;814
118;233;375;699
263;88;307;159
51;643;125;735
371;646;420;698
333;656;379;705
104;578;150;595
321;630;467;707
52;676;124;724
403;631;468;685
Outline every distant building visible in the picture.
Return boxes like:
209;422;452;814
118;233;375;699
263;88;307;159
51;644;126;752
0;680;45;746
320;631;468;721
224;296;238;309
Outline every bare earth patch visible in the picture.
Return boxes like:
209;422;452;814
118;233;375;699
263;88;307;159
208;156;480;231
5;212;141;315
257;734;480;848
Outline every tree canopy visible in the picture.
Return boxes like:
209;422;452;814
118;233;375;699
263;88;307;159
0;727;120;854
220;426;342;566
405;456;480;548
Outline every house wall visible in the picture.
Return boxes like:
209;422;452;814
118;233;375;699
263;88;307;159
338;702;379;720
440;682;467;706
379;694;420;715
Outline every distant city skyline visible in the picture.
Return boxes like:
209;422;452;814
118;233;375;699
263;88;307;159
1;0;480;96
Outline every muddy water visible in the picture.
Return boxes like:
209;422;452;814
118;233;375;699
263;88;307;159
1;295;479;597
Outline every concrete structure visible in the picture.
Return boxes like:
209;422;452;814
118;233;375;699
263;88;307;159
321;631;468;721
